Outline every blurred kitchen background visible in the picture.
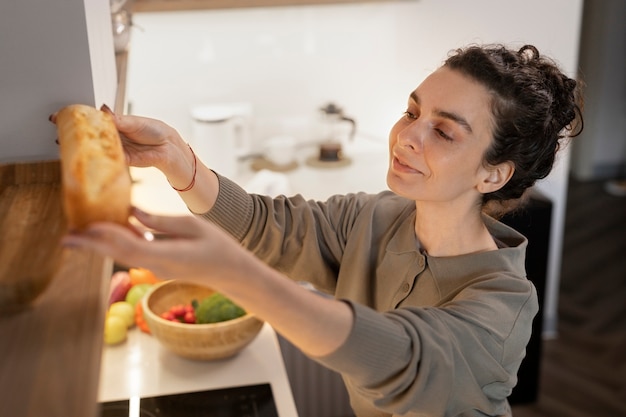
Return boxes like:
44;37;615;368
1;0;624;416
120;1;625;416
124;0;584;337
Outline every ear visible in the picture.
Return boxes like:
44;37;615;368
477;161;515;194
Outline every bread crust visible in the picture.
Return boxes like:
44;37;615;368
56;104;131;230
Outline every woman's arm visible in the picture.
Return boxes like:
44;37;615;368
62;209;353;357
54;108;354;356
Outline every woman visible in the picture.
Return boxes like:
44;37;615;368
61;44;582;416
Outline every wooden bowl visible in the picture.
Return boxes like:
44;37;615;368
142;280;264;361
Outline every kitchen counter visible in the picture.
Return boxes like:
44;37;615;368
99;323;299;416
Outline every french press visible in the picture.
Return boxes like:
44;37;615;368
318;103;357;161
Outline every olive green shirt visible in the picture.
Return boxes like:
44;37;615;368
202;175;538;417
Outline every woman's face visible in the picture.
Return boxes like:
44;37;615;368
387;67;497;207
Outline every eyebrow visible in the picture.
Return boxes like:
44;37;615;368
409;91;473;134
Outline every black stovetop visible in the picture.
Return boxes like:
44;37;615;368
99;383;279;417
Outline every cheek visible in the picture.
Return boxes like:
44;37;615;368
388;122;398;143
388;120;405;147
388;123;399;154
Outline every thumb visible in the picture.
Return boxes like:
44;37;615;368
100;104;144;138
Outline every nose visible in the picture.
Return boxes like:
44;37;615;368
397;120;424;152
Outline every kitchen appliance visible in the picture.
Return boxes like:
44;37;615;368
190;103;252;178
99;383;279;417
315;103;356;163
501;190;551;404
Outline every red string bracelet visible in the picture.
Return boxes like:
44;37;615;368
169;143;197;192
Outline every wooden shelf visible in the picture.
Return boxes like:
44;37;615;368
0;161;112;417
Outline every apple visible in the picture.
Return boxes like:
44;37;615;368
108;271;132;306
104;315;127;345
108;301;135;328
125;283;153;307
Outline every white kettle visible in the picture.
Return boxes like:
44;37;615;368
190;103;252;178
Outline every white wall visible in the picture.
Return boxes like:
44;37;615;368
126;0;584;335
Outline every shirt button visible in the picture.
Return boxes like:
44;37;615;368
402;282;410;292
418;258;425;268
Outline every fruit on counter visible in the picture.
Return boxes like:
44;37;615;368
135;301;151;334
125;283;153;307
195;293;246;324
102;268;162;345
160;303;196;324
108;301;135;328
104;315;128;345
108;271;132;306
158;294;245;325
129;267;161;286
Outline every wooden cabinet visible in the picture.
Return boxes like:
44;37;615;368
0;51;128;417
0;160;112;417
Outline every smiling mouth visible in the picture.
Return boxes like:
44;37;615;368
392;155;420;174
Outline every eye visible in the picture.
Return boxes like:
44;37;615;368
434;128;453;141
403;110;417;120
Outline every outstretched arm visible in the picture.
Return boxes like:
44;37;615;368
62;208;353;358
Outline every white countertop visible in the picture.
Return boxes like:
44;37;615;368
98;323;299;417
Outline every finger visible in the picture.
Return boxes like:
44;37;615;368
127;216;152;238
61;221;194;279
132;208;206;238
62;222;149;266
116;113;155;138
62;223;177;273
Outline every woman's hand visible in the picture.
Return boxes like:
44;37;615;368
63;208;247;284
50;104;191;182
105;107;220;213
100;106;190;179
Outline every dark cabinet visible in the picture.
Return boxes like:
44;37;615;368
501;190;552;404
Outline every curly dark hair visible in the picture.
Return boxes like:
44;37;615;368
444;44;584;209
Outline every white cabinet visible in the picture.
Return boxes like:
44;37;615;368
0;0;116;163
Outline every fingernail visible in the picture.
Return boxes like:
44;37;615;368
101;104;114;115
133;207;147;217
83;228;104;238
61;236;81;248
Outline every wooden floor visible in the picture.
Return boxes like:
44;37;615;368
511;177;626;417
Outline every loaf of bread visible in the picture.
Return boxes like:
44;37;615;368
55;104;131;230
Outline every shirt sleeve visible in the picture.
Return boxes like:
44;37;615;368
315;275;538;416
200;174;374;292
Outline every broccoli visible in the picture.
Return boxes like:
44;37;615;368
194;293;246;324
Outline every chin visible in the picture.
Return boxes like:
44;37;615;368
386;171;409;198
